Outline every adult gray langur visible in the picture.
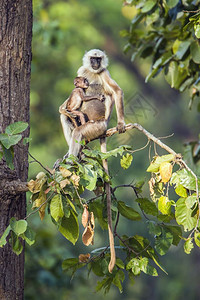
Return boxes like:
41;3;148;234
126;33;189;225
59;49;126;273
60;48;125;156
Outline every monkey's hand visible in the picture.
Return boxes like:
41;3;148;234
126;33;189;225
117;122;126;134
98;94;105;102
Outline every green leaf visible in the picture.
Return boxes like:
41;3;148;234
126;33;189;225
136;198;158;216
171;169;199;191
165;61;187;89
194;23;200;39
148;251;168;274
185;195;197;209
147;154;174;172
10;232;23;255
5;122;28;135
82;165;97;191
173;40;191;60
117;201;141;221
59;212;79;245
0;225;11;247
90;200;107;230
175;198;196;232
148;221;162;236
22;226;36;246
23;137;32;145
155;227;173;255
2;146;14;170
194;231;200;248
190;41;200;64
158;196;171;215
96;276;113;294
115;258;125;269
175;184;187;198
141;0;156;13
113;270;125;293
62;258;79;271
0;151;3;161
139;257;158;277
91;258;108;277
166;0;179;8
10;218;27;235
0;133;22;149
126;258;141;275
120;153;133;169
152;51;172;70
165;225;182;246
184;238;194;254
50;194;64;222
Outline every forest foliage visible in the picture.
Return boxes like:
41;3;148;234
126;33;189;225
0;0;200;297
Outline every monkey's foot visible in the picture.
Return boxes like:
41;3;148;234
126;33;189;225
53;158;62;170
63;153;69;160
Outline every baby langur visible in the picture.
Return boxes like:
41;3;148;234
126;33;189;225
59;76;105;126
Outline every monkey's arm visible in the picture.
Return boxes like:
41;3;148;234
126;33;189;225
79;88;104;102
103;71;126;133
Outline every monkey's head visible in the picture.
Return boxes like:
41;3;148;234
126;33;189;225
74;77;89;89
83;49;109;73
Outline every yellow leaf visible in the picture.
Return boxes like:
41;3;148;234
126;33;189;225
60;178;70;189
32;191;47;221
79;253;91;263
27;179;40;193
71;174;80;186
160;162;173;183
158;196;171;215
27;172;47;193
36;172;46;180
59;166;72;178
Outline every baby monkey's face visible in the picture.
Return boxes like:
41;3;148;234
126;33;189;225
75;77;89;89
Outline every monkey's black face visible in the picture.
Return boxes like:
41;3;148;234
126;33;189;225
90;57;102;70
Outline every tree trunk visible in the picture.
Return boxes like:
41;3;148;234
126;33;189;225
0;1;32;299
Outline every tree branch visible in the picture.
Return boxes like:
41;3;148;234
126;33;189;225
98;123;177;156
2;123;199;203
0;179;28;195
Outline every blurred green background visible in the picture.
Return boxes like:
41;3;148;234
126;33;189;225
25;0;200;299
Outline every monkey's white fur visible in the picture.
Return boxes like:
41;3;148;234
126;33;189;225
82;49;109;73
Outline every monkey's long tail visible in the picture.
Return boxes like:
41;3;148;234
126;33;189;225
100;138;116;273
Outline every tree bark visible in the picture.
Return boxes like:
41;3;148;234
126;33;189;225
0;1;32;299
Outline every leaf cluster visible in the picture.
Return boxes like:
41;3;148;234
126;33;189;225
123;0;200;106
0;122;29;169
1;138;200;293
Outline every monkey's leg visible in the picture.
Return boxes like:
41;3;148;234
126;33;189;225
100;137;116;273
69;121;107;157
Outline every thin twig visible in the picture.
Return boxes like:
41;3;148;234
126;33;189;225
28;151;52;175
114;211;120;234
115;233;138;255
183;9;200;13
128;139;150;154
157;133;174;140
